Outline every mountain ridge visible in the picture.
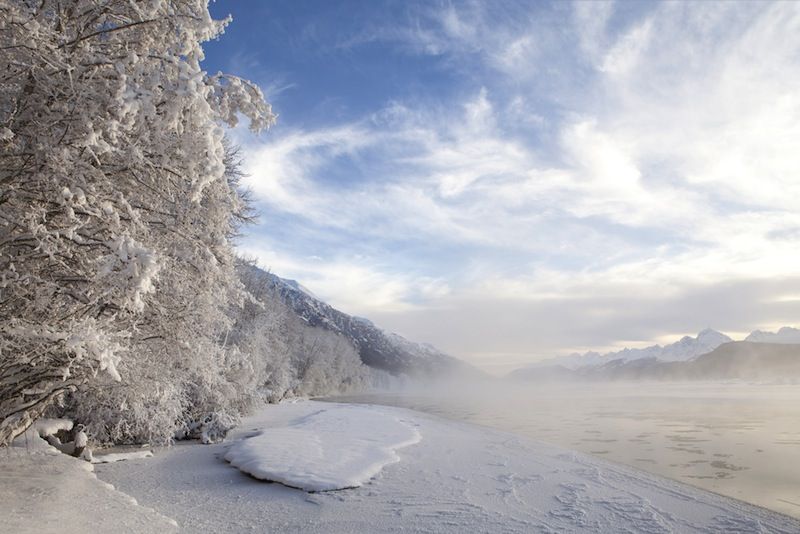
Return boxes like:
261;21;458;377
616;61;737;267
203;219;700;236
248;265;478;378
528;328;733;371
745;326;800;344
510;341;800;383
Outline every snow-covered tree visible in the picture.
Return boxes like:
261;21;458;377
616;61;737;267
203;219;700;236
231;262;378;402
288;321;372;397
231;260;293;403
0;0;274;445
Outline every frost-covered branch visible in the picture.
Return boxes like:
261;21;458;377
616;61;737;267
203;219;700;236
0;0;274;445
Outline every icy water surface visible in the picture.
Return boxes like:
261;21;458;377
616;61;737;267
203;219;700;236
329;382;800;519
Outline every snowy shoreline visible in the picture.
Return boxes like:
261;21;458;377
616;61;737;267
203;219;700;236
5;400;800;533
98;400;799;533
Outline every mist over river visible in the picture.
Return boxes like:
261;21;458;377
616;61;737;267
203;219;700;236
328;382;800;519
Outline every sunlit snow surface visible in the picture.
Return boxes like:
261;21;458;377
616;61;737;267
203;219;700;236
0;447;177;533
94;400;800;532
224;404;421;491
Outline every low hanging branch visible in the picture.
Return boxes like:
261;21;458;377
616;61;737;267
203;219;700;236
57;19;158;49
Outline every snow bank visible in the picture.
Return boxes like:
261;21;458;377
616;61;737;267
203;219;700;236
12;418;92;459
32;418;73;437
11;427;61;453
224;404;421;491
0;450;177;534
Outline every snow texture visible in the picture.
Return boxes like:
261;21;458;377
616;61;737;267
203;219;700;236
74;430;88;449
0;450;177;534
10;427;62;453
32;418;73;437
92;450;154;464
224;404;421;491
94;400;800;533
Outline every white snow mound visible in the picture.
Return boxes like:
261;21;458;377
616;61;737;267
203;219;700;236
224;404;421;491
32;418;74;437
0;451;177;533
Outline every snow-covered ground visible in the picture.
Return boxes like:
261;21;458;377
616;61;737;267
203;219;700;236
87;400;800;533
224;403;421;491
0;447;177;533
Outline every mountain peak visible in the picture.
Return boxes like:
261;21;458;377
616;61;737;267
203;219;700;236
526;328;732;372
696;328;731;342
697;327;723;337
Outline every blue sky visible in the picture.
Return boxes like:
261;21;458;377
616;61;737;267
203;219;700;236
204;1;800;373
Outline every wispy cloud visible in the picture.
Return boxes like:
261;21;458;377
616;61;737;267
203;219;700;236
233;1;800;372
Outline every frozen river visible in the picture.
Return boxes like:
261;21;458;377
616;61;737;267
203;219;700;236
330;382;800;519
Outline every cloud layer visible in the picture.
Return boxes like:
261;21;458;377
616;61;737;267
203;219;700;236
228;1;800;373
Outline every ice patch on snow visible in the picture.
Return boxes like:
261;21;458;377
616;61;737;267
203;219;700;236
224;404;421;491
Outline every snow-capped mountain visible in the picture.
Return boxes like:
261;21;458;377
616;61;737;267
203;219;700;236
530;329;733;371
511;341;800;382
745;327;800;344
656;328;733;361
254;268;476;377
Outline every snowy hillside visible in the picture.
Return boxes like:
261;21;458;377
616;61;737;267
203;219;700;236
248;265;477;378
